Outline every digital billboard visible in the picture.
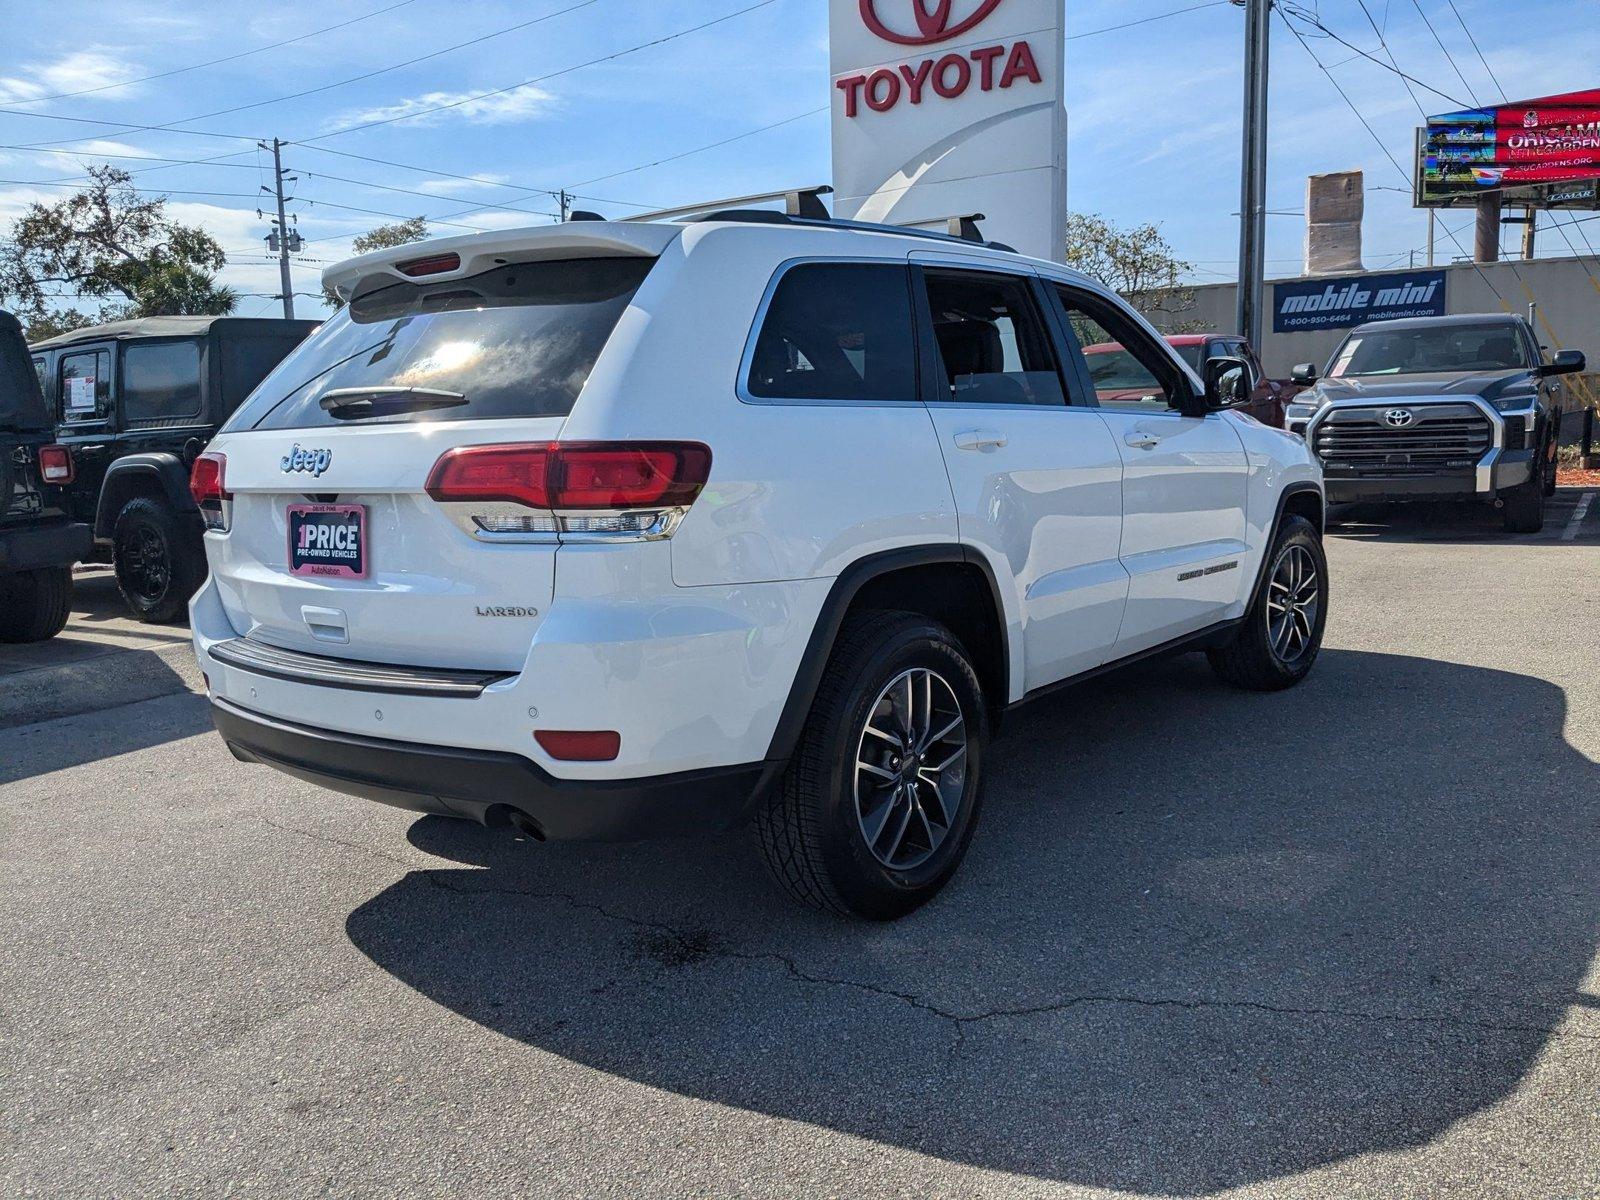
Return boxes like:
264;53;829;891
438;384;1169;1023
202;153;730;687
1417;87;1600;207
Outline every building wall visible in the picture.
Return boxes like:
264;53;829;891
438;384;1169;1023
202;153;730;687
1141;258;1600;408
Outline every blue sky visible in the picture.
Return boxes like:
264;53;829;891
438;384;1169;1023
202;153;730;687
2;0;1596;319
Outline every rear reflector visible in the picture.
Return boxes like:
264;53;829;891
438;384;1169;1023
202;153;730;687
535;730;621;761
38;444;74;484
396;252;461;277
426;442;711;511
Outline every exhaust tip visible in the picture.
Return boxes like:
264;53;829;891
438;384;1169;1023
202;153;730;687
484;805;546;843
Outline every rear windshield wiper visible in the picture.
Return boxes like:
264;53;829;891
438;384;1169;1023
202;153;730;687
318;386;467;420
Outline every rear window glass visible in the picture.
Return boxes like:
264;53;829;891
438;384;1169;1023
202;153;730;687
123;340;202;422
227;257;653;431
746;263;917;402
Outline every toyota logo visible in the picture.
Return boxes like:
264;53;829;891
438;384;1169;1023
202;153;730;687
1382;408;1415;428
859;0;1004;45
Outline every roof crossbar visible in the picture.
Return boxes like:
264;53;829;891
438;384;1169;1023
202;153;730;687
891;212;989;244
624;185;833;224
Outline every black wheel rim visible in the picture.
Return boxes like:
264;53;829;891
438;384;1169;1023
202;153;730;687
121;524;171;601
1265;543;1320;664
853;668;968;870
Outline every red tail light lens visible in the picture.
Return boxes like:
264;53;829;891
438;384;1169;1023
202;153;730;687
535;730;621;761
190;452;230;530
38;444;74;484
396;252;461;277
190;452;229;504
425;442;711;511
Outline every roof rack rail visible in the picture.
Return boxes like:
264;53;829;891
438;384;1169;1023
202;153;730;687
891;212;989;244
624;185;833;224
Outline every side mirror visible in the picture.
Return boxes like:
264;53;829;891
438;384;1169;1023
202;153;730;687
1203;356;1252;410
1290;362;1319;385
1537;349;1586;377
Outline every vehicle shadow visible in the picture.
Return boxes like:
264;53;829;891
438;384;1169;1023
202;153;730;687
343;649;1597;1194
1329;489;1596;544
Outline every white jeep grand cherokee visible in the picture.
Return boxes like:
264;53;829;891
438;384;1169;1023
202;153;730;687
190;202;1326;919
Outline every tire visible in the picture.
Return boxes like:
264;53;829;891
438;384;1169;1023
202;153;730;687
1501;476;1545;534
755;610;989;921
0;567;73;643
112;497;206;623
1207;515;1327;692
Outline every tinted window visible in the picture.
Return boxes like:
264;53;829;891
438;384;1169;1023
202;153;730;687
228;257;653;432
747;263;916;402
1327;322;1533;377
1055;286;1185;411
220;333;311;418
60;349;111;424
123;340;202;422
922;270;1064;406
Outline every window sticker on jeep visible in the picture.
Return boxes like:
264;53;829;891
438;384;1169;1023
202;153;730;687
66;374;96;412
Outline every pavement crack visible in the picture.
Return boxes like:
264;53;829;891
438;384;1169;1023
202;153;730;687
259;816;417;868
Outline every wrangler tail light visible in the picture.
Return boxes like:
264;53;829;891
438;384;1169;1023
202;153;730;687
38;444;74;484
190;452;230;531
425;442;712;542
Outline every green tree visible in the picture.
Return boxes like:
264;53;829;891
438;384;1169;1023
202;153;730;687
1064;212;1199;329
321;217;430;309
0;165;236;341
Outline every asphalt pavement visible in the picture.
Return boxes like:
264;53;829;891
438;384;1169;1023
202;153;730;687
3;489;1598;1199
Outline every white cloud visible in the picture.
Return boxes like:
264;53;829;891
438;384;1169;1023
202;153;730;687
323;84;556;132
0;50;142;104
412;174;512;195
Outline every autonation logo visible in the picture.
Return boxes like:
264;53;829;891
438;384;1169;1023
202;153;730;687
1272;269;1448;333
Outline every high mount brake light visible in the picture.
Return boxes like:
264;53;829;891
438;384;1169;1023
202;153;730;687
190;452;230;530
38;444;74;484
396;252;461;277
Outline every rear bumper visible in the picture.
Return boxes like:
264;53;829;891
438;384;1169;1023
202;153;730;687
0;521;92;572
210;696;772;841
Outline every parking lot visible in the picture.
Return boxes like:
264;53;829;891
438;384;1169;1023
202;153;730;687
4;490;1598;1199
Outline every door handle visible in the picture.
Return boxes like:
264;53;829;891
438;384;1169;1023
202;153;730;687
953;429;1008;451
1124;431;1162;449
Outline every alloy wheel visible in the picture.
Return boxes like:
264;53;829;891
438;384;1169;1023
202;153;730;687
853;667;968;870
1265;543;1320;663
122;525;171;601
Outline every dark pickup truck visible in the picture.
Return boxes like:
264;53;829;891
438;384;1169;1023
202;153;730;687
1284;313;1585;534
2;310;91;641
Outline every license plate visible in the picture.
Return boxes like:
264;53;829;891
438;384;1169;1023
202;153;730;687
287;503;367;579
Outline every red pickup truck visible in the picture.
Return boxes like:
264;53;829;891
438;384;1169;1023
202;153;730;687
1083;332;1300;428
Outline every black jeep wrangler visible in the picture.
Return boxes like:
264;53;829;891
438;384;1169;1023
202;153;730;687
2;310;91;642
30;316;317;621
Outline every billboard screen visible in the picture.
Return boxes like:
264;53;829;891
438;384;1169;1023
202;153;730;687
1272;269;1447;334
1417;87;1600;206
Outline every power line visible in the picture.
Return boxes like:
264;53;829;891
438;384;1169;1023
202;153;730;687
1068;1;1231;40
1442;0;1507;101
570;107;826;188
0;107;264;144
1279;7;1470;110
301;0;779;142
4;0;421;106
1408;0;1480;107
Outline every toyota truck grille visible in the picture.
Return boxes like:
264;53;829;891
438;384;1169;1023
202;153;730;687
1314;404;1491;477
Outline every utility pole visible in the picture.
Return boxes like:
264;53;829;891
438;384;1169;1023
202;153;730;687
558;189;572;223
1234;0;1271;348
1426;210;1435;267
1521;206;1537;259
259;138;299;319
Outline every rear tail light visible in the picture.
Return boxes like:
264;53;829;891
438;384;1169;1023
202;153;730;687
38;444;74;484
425;442;711;542
190;452;230;531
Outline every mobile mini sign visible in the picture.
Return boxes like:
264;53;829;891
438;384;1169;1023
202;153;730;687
1418;87;1600;206
1272;270;1448;333
829;0;1067;261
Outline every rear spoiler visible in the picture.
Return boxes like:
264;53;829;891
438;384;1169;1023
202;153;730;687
321;222;679;304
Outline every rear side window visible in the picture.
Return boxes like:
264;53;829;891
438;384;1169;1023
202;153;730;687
920;269;1065;407
746;262;917;402
59;349;111;424
123;340;202;423
228;257;653;431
